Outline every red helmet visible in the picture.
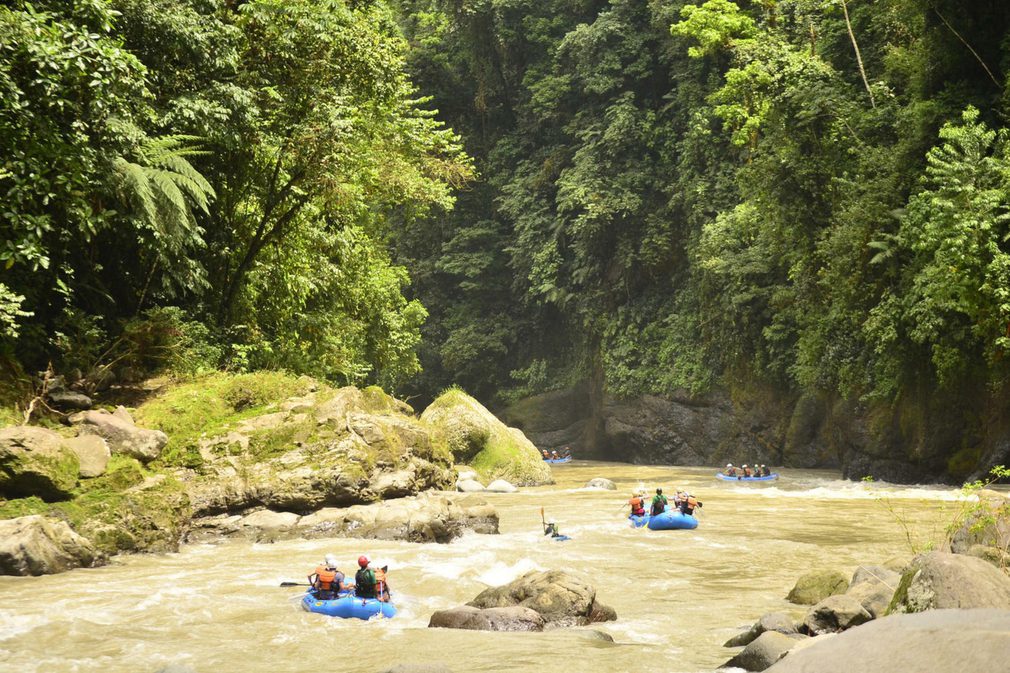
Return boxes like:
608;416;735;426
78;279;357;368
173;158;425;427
358;555;369;567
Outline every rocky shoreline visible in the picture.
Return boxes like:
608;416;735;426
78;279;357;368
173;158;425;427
720;493;1010;672
0;373;549;576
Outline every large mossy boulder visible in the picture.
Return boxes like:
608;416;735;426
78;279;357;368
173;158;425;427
134;375;455;516
888;551;1010;613
421;389;552;486
787;569;849;605
0;515;102;575
0;426;79;501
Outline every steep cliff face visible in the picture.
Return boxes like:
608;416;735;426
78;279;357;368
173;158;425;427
500;382;1010;484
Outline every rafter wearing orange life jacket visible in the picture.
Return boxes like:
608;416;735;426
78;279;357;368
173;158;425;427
628;495;646;517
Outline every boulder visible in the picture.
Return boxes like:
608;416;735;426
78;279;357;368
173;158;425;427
725;631;804;672
47;389;92;411
948;491;1010;562
889;551;1010;613
0;426;79;500
63;435;111;478
70;409;167;463
0;515;102;575
466;570;617;627
787;569;849;605
189;493;499;544
421;389;552;486
456;478;485;493
724;612;798;647
585;477;616;490
485;479;517;493
766;609;1010;673
428;605;545;632
801;594;872;634
845;565;900;618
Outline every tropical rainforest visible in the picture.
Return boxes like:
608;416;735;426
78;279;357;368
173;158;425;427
4;0;1010;475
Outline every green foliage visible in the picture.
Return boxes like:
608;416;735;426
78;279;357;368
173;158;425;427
1;0;472;395
133;371;316;467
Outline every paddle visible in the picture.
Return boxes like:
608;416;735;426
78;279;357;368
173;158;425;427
280;582;312;587
540;506;547;534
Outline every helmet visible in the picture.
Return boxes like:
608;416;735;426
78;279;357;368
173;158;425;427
743;464;748;468
656;488;663;494
357;555;369;567
324;554;338;567
726;463;732;467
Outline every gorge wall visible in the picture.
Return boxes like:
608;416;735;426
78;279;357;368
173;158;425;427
500;382;1010;485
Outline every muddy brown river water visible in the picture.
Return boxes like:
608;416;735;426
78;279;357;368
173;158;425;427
0;462;980;673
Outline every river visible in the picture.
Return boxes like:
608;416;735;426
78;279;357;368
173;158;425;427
0;462;979;673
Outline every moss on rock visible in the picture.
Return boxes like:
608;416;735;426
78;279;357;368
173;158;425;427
422;388;552;486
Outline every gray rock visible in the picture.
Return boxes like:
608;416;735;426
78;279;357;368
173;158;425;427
725;631;805;671
428;605;545;632
801;594;872;634
47;389;92;411
466;570;617;626
585;478;616;490
766;609;1010;673
456;478;485;493
725;612;798;647
70;409;167;463
190;493;498;544
845;565;900;618
889;551;1010;613
787;569;849;605
63;435;111;478
0;426;79;500
0;515;102;576
948;491;1010;561
485;479;517;493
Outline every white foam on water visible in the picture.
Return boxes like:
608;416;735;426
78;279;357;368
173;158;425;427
473;557;543;587
736;483;972;502
0;610;49;641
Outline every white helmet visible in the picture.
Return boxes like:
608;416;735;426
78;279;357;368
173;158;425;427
324;554;338;567
726;463;733;467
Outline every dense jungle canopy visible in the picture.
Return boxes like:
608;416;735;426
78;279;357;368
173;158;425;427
4;0;1010;448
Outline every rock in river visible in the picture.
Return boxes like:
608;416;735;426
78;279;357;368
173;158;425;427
786;568;848;605
467;570;617;627
725;631;806;672
0;515;102;575
189;492;498;544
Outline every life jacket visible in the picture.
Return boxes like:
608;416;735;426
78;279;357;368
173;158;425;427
651;495;667;516
313;565;338;591
680;496;700;514
629;496;645;515
355;567;377;599
744;467;753;477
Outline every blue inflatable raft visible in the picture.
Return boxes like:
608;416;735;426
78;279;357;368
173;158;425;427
716;472;778;482
301;591;397;620
646;510;698;530
543;456;572;464
629;505;698;530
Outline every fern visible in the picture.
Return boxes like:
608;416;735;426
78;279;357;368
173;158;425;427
113;134;216;248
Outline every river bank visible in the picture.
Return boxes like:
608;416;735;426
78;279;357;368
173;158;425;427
0;462;987;673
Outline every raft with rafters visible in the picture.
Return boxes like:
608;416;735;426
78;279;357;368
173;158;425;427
301;590;397;620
